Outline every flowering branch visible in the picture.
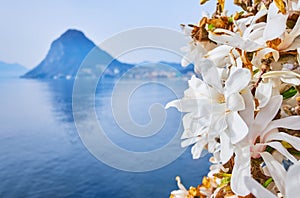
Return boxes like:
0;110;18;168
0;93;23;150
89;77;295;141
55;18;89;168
168;0;300;197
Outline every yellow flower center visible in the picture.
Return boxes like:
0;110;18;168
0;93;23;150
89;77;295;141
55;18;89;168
217;94;225;104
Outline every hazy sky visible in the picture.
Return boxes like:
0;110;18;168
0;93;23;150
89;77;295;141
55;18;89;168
0;0;238;68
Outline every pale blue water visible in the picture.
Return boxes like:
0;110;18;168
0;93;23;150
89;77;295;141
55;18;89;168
0;77;210;198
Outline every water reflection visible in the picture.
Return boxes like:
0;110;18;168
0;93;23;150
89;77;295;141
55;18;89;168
0;77;211;197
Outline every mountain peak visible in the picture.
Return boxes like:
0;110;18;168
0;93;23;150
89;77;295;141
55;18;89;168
59;29;88;40
22;29;132;79
62;29;84;35
22;29;98;79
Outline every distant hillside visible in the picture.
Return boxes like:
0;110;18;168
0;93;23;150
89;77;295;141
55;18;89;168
0;61;28;77
22;29;194;79
22;29;132;79
159;61;194;74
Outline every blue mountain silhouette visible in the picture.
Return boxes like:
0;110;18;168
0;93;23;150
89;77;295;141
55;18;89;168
22;29;133;79
22;29;193;79
0;61;27;77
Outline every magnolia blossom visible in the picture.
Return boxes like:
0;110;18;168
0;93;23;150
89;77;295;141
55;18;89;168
231;94;300;196
255;81;273;109
262;70;300;86
170;171;222;198
169;1;300;197
180;25;216;68
205;8;268;67
263;2;300;52
245;161;300;198
206;2;300;69
253;2;300;65
170;177;189;198
166;59;250;163
181;41;209;67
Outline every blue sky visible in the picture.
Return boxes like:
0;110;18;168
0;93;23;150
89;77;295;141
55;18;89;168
0;0;239;68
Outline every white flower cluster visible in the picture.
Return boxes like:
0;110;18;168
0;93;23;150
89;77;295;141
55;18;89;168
169;0;300;197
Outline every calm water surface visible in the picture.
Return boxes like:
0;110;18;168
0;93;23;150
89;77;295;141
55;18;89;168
0;77;210;198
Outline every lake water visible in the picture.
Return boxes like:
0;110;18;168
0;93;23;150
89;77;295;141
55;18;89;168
0;77;210;198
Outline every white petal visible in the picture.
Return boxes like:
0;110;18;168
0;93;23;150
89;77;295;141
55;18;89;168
279;16;300;50
262;71;300;80
182;113;209;139
265;131;300;151
165;98;210;113
280;34;300;51
263;2;288;41
227;92;245;111
188;75;203;88
286;163;300;198
231;146;251;196
181;41;208;67
171;190;187;197
243;23;266;44
244;176;277;198
236;17;251;33
260;152;287;195
272;50;280;62
266;142;298;163
220;130;233;164
191;141;206;159
262;70;300;85
281;76;300;85
209;30;261;52
165;99;180;109
254;95;282;135
264;116;300;139
181;136;201;147
210;111;227;133
181;55;191;67
227;112;248;144
225;68;251;96
185;75;211;98
205;45;232;67
250;9;268;25
236;56;243;68
239;88;255;127
256;81;272;108
197;58;223;91
176;176;187;192
252;48;278;67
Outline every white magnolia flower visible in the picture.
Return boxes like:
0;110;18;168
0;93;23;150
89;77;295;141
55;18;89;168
264;2;300;52
255;81;273;109
209;28;263;52
262;70;300;86
263;2;289;42
181;41;210;67
166;75;221;159
207;16;266;68
180;25;216;67
231;94;300;196
166;60;251;162
202;45;232;68
206;2;300;68
207;7;268;52
245;161;300;198
253;2;300;64
170;176;189;198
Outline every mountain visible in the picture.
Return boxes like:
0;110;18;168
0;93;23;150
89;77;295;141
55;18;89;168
22;29;132;79
0;61;28;77
22;29;194;79
158;61;194;74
